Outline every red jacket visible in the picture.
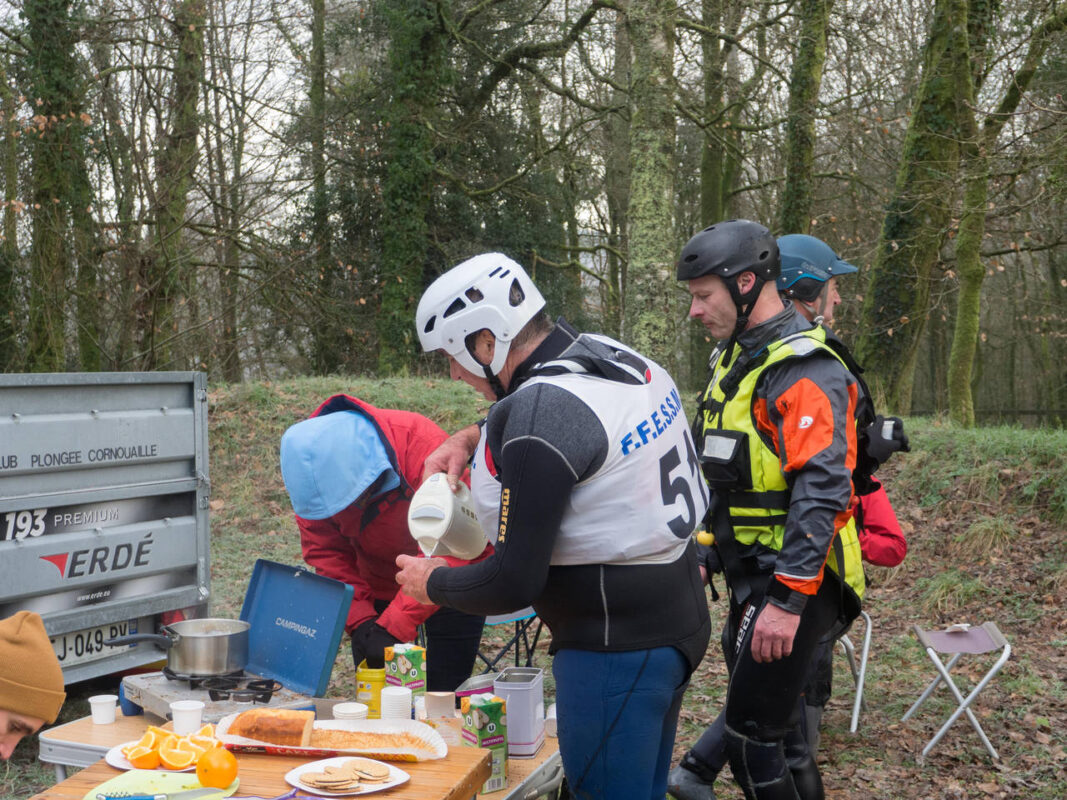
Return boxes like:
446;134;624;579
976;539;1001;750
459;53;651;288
856;483;906;568
296;395;490;641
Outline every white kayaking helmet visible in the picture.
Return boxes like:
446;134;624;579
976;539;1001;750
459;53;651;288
416;253;545;377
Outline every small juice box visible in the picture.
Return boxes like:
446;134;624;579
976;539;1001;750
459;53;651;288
461;693;508;793
384;643;426;696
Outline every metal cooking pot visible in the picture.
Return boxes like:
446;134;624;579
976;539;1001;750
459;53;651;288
104;617;250;676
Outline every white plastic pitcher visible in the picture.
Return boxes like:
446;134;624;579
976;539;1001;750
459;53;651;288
408;473;488;560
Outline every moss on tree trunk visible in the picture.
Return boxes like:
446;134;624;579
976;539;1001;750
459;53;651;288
625;0;681;373
779;0;833;235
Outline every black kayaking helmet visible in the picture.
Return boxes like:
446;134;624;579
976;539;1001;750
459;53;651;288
676;219;780;282
677;219;780;336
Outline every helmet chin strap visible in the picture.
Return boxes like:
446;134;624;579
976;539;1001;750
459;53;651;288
467;333;509;400
483;365;507;400
722;275;765;363
801;283;831;326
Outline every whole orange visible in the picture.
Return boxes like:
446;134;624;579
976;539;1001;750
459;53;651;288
195;746;238;789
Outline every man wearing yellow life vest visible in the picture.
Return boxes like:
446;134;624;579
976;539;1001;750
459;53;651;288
671;220;865;800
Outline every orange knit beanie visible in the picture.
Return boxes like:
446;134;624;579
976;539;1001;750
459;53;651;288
0;611;66;723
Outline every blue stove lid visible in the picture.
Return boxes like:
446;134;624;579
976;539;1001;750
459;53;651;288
240;559;353;696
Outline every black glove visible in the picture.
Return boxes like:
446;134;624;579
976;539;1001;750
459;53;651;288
351;619;399;669
697;541;723;575
864;415;910;467
695;541;722;601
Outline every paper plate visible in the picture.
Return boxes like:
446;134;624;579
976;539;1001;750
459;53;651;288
105;741;195;772
217;714;447;761
82;769;238;800
285;757;409;796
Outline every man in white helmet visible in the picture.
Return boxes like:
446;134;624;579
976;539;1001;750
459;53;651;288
396;253;711;800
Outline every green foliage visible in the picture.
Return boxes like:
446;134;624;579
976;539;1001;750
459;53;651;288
914;568;990;614
376;0;450;373
953;515;1012;556
887;419;1067;523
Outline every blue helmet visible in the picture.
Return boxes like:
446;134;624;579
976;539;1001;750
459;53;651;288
776;234;858;303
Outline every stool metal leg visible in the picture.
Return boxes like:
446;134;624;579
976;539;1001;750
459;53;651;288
920;644;1011;760
902;652;963;722
850;610;872;732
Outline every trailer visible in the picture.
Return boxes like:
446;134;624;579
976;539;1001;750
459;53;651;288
0;372;210;684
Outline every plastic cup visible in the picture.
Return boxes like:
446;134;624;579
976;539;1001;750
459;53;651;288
89;694;118;725
332;702;369;720
170;699;205;735
379;686;413;720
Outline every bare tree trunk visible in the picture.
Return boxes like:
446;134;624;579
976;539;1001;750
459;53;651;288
854;0;967;411
623;0;680;372
699;0;725;225
604;9;631;338
948;5;1067;425
308;0;339;375
0;63;18;369
143;0;205;369
778;0;833;234
91;27;138;370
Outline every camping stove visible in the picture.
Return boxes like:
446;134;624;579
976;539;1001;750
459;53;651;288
122;670;315;723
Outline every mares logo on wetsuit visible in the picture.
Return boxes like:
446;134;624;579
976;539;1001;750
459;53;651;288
498;488;510;544
735;602;757;657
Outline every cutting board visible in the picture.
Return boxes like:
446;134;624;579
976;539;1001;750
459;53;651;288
82;769;238;800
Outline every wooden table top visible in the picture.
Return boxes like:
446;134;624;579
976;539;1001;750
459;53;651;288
31;742;490;800
40;713;168;749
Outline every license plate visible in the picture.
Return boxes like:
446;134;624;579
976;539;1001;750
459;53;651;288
51;620;138;668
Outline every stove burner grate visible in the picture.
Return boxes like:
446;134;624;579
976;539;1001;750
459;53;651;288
203;677;283;703
160;667;283;703
161;666;245;688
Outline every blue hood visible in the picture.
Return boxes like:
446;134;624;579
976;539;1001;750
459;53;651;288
280;411;400;519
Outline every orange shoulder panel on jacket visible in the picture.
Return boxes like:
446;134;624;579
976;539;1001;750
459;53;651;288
774;377;835;472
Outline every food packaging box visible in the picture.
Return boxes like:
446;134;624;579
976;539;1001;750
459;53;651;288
240;559;353;697
492;666;545;757
461;694;508;793
384;643;426;696
454;672;496;698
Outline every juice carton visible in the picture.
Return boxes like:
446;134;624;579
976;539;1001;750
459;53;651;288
384;643;426;696
461;693;508;793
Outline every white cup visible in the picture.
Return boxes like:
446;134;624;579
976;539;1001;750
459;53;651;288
89;694;118;725
170;699;205;735
379;686;413;720
332;702;369;720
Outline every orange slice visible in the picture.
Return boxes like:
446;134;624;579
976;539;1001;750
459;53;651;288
189;734;219;752
158;738;197;770
194;723;216;738
130;729;162;752
181;738;208;758
125;745;161;770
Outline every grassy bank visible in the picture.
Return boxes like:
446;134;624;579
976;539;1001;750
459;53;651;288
3;381;1065;799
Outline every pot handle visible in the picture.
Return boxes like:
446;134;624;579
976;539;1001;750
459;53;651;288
102;633;174;650
160;624;183;645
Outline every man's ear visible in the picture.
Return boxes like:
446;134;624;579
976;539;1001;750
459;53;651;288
472;329;496;366
736;271;757;294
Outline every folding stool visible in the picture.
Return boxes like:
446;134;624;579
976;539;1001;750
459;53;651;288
476;606;544;673
837;609;872;732
901;621;1011;760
